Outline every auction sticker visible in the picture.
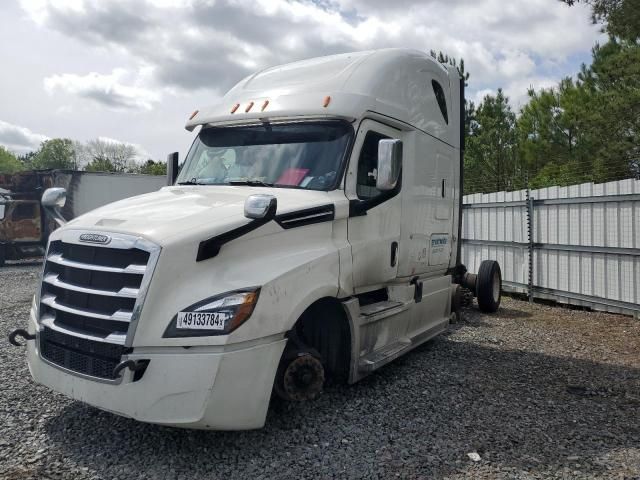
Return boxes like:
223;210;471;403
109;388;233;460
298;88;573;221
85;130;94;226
176;311;230;330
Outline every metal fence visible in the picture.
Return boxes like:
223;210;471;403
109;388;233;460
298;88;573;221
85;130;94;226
461;178;640;318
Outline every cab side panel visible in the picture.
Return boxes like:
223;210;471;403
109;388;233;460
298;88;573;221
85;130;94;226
398;132;456;278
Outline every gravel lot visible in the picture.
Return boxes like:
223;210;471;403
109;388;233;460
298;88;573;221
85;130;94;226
1;263;639;479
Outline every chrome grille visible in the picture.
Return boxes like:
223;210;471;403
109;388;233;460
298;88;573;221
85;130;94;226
37;231;160;381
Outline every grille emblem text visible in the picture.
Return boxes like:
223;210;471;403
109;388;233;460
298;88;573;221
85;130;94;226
79;233;111;244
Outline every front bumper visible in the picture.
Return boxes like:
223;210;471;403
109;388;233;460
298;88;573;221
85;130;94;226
26;310;286;430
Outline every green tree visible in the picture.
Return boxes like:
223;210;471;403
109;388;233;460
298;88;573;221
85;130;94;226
561;0;640;42
134;159;167;175
0;146;25;173
17;151;37;170
517;37;639;187
85;157;116;172
31;138;77;170
517;78;594;187
578;40;640;180
464;89;520;193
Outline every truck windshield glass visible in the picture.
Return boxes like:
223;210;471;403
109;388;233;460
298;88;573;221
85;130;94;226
177;121;352;190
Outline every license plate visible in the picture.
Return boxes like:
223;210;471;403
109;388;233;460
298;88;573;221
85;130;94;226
176;311;230;330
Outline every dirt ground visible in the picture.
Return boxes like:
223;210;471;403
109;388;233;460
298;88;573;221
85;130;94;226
1;264;639;479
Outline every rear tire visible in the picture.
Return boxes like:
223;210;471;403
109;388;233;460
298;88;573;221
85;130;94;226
476;260;502;313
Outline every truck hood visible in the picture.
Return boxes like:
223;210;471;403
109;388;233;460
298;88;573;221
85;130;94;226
65;185;338;245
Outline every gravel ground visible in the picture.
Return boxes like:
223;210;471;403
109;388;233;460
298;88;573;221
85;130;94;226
1;264;639;479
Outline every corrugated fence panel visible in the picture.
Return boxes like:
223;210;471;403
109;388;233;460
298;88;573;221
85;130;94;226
462;178;640;317
462;188;529;294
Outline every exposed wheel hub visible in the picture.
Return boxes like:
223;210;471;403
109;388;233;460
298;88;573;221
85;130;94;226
278;354;324;401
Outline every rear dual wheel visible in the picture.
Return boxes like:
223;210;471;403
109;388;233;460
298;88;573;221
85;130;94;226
476;260;502;313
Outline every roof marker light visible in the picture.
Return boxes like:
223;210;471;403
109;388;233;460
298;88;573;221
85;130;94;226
261;100;269;111
323;96;331;107
245;101;254;113
231;103;240;114
189;110;199;120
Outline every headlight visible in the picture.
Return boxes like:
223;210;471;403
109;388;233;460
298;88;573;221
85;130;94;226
163;288;260;338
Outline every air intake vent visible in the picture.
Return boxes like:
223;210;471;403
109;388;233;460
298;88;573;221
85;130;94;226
275;204;335;229
40;327;126;380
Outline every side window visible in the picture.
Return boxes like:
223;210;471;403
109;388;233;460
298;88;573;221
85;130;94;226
432;80;448;124
11;202;37;221
357;131;389;199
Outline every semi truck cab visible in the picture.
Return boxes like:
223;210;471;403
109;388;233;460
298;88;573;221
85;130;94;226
10;49;502;430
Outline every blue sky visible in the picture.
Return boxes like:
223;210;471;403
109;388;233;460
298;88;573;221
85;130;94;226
0;0;603;160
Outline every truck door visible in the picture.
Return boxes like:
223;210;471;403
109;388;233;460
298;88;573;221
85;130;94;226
346;120;403;290
399;135;455;277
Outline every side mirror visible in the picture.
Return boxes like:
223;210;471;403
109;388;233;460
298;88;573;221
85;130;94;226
244;194;277;220
167;152;179;186
376;139;402;191
41;188;67;227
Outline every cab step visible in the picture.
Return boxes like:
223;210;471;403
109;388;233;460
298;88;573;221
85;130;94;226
357;319;449;374
358;339;410;372
359;300;403;316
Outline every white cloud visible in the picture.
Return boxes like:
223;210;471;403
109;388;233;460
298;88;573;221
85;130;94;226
21;0;602;100
9;0;604;160
0;120;49;154
472;89;495;107
471;76;559;112
504;76;559;110
44;68;159;111
497;51;536;79
19;0;85;25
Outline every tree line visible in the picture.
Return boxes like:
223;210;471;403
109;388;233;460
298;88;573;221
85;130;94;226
0;138;167;176
458;0;639;194
460;39;639;194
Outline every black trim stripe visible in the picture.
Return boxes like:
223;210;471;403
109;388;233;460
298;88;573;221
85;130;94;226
196;201;277;262
275;204;335;229
196;217;272;262
196;203;335;261
456;75;465;267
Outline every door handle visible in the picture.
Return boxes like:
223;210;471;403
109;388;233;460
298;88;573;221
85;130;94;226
390;241;398;267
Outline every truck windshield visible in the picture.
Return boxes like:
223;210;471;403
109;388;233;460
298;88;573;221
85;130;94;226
176;121;353;190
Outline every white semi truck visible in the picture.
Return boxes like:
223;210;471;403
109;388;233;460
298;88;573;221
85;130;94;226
9;49;502;430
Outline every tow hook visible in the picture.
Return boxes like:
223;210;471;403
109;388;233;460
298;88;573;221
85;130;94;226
112;359;150;380
8;329;36;346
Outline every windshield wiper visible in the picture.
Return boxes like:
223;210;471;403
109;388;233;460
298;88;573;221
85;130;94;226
228;179;274;187
177;179;206;185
